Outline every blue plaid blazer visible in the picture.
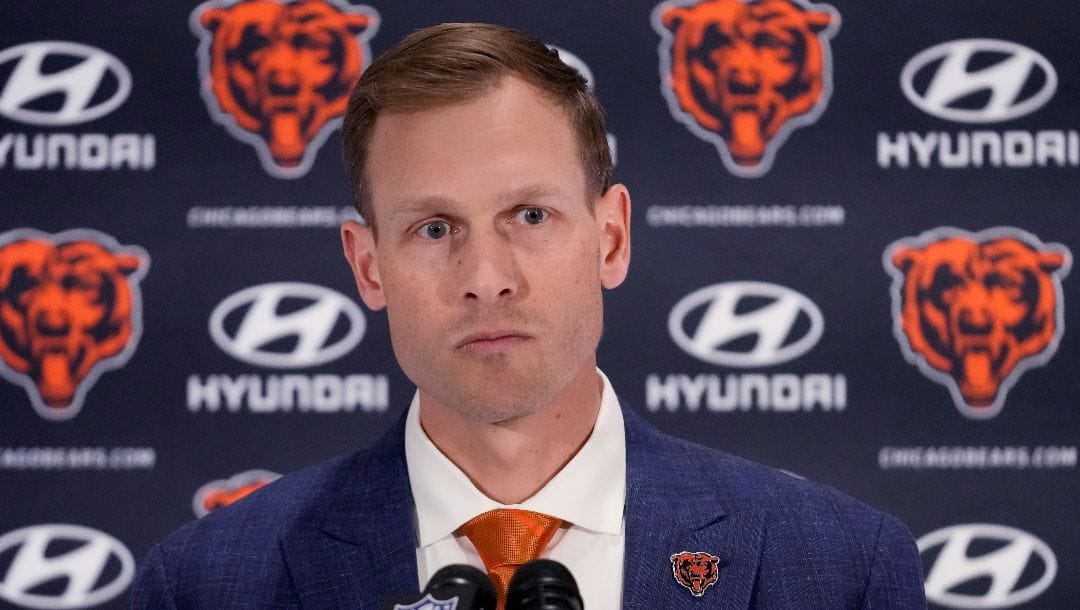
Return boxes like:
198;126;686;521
133;403;926;608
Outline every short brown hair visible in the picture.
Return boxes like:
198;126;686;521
342;22;612;225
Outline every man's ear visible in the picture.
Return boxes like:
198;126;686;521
594;183;631;289
341;219;386;310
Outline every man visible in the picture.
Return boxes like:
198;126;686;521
135;23;926;608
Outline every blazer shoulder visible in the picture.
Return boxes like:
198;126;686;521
161;450;356;549
632;420;925;607
133;447;375;607
630;405;889;520
641;418;891;526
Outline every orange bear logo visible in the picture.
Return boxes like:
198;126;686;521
192;470;281;517
653;0;839;177
886;228;1071;419
0;230;149;421
191;0;378;178
670;551;720;596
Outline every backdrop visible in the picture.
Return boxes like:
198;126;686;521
1;1;1077;608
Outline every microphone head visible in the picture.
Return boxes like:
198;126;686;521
426;564;497;610
506;559;583;610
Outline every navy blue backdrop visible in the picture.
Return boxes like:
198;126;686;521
1;1;1077;608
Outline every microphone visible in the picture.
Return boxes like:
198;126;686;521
382;564;497;610
506;559;583;610
426;564;497;609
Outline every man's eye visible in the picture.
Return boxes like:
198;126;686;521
516;207;548;225
417;220;452;239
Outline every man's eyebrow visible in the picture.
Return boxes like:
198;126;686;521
386;195;457;221
387;184;564;220
498;183;563;204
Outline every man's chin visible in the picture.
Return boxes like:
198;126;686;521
444;387;552;425
407;348;595;424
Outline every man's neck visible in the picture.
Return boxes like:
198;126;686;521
417;365;603;504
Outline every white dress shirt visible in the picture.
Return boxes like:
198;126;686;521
405;369;626;609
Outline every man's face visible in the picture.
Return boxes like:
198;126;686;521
342;76;630;423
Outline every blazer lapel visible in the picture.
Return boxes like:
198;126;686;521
620;406;764;609
281;417;420;609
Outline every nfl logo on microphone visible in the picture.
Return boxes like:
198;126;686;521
394;593;459;610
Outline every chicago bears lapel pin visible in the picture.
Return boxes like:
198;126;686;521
670;551;720;597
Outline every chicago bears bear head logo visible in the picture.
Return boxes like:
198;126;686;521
653;0;839;177
192;470;281;517
885;227;1071;419
0;229;149;421
670;551;720;596
191;0;378;178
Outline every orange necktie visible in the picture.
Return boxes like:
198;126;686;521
459;508;564;610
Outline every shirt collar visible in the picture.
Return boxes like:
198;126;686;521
405;369;626;548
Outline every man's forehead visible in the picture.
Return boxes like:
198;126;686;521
363;76;589;222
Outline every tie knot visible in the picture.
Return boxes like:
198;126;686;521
459;509;563;609
460;508;563;570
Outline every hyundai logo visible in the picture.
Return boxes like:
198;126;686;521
669;282;824;367
0;41;132;126
209;282;365;369
918;523;1057;608
900;39;1057;124
0;524;135;609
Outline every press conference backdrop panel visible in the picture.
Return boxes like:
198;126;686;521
2;1;1078;608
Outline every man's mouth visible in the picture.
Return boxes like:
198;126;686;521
455;330;532;354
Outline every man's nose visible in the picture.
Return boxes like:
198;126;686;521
458;229;523;304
